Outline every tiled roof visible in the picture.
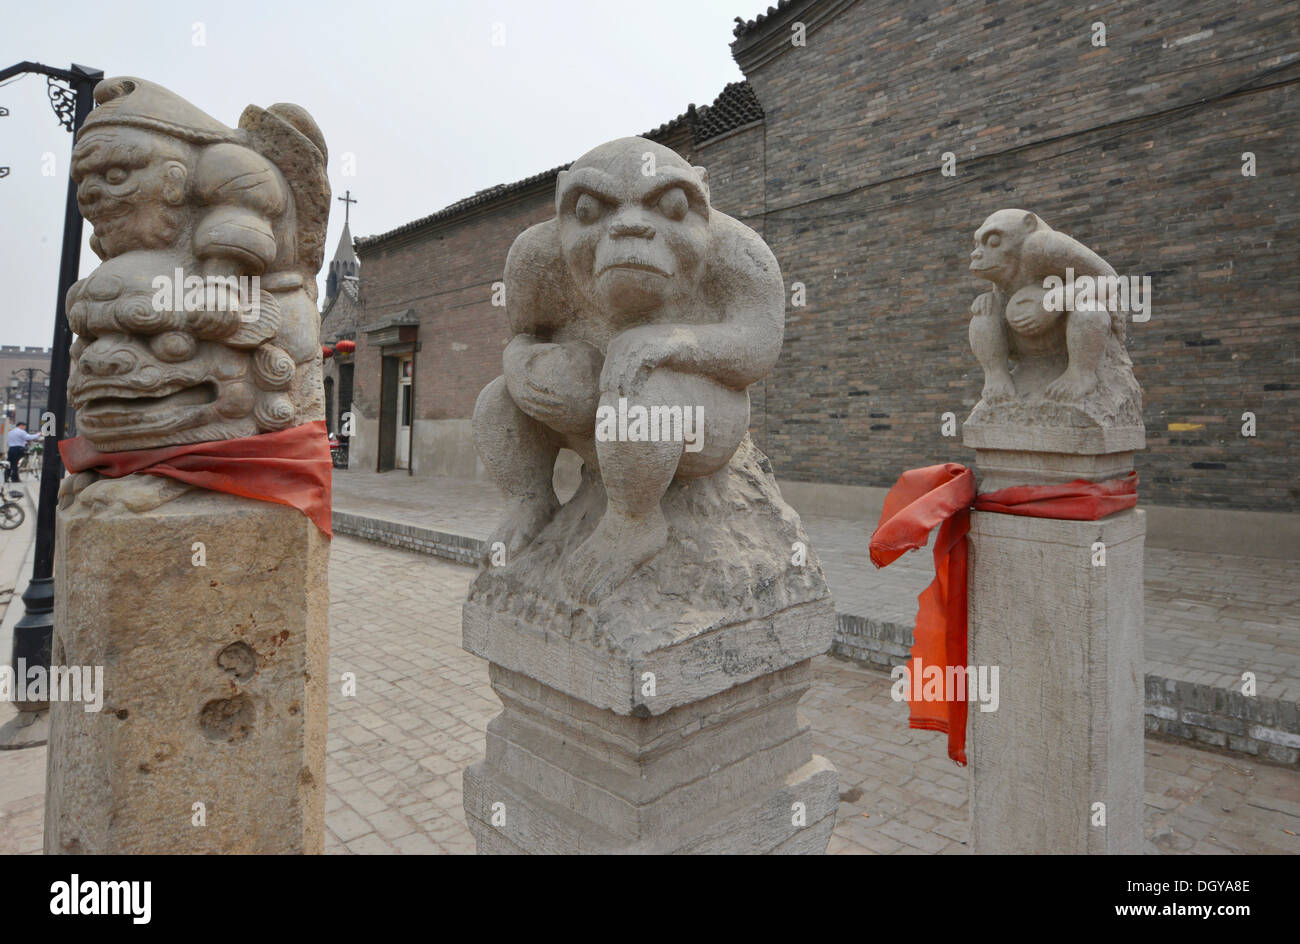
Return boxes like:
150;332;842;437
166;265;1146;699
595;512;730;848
355;82;765;250
354;164;566;249
695;81;764;139
732;0;807;38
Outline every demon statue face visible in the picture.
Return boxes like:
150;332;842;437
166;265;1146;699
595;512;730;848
66;77;329;451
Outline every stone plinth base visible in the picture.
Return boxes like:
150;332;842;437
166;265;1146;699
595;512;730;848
464;660;838;854
463;601;838;854
45;486;329;854
967;507;1145;854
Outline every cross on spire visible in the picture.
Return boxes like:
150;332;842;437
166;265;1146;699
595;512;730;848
337;189;358;227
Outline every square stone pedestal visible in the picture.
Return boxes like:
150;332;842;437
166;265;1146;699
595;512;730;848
45;488;329;854
967;508;1145;854
462;598;839;854
964;420;1145;854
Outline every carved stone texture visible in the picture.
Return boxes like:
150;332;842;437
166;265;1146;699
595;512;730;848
962;210;1146;855
66;77;329;455
46;78;331;854
965;209;1143;432
465;137;836;853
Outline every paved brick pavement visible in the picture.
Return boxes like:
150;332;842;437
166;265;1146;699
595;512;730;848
3;534;1296;854
333;470;1300;703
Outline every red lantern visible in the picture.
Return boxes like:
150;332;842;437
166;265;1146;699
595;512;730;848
335;339;356;354
322;345;334;359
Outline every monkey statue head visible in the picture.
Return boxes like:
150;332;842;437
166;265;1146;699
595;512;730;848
556;137;713;324
969;209;1043;293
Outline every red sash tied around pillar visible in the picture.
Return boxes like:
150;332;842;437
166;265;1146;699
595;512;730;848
59;420;334;537
868;465;1137;765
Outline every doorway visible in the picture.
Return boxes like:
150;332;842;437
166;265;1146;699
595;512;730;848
396;355;413;469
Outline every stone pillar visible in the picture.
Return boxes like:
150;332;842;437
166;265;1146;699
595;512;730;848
44;77;333;853
961;208;1147;854
965;425;1145;854
46;492;329;854
462;136;837;854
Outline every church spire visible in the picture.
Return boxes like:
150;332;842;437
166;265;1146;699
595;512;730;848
326;191;360;303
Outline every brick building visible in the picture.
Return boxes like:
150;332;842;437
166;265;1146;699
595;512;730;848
0;345;53;429
344;0;1299;551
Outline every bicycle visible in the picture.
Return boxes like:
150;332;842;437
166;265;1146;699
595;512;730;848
17;442;41;480
0;461;25;530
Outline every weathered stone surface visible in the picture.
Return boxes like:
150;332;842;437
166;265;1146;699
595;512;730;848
467;437;829;656
967;508;1144;854
464;136;835;853
961;212;1147;853
464;663;838;854
67;76;328;457
46;489;329;853
46;77;332;854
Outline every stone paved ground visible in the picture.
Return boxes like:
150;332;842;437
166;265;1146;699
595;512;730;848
3;534;1296;854
333;470;1300;703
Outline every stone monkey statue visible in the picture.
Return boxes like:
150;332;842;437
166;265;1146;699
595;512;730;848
966;209;1140;426
472;136;784;603
969;209;1124;400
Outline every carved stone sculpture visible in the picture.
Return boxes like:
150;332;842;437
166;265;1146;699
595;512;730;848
966;209;1141;430
475;137;783;604
463;137;837;853
961;209;1145;853
66;77;326;458
45;77;330;854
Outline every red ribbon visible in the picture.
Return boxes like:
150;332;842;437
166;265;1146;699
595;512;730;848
868;465;1137;765
59;420;334;536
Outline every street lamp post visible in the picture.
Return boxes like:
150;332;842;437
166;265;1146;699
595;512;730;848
0;62;102;749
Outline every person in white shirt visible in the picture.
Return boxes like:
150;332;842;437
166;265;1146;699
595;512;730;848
6;422;39;482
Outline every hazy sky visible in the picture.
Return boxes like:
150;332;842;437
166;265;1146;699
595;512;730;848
0;0;751;347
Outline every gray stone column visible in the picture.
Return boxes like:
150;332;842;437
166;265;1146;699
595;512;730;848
46;494;329;854
964;423;1145;854
960;208;1147;854
463;588;839;854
